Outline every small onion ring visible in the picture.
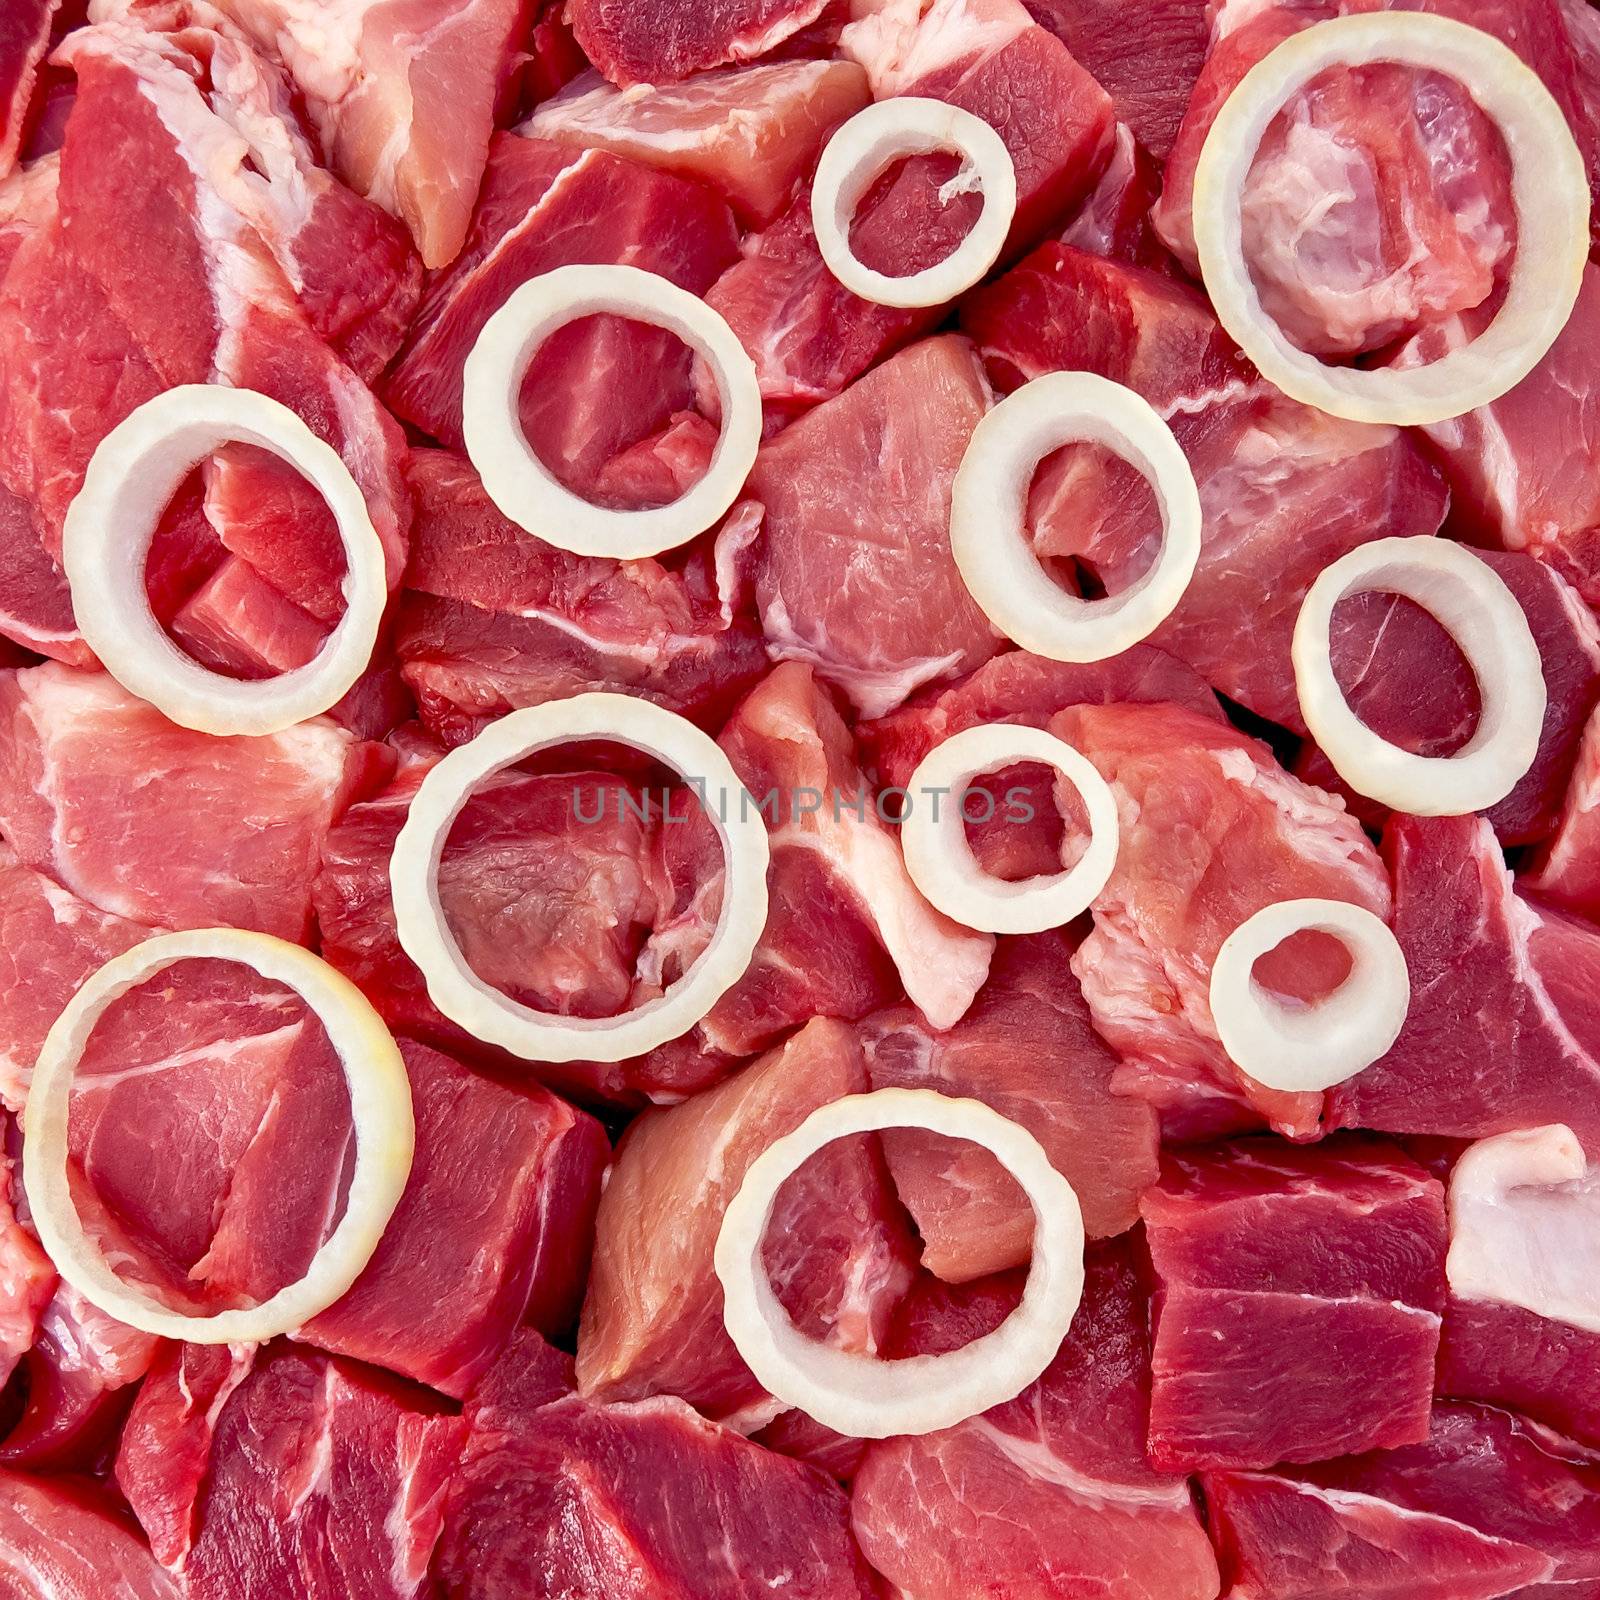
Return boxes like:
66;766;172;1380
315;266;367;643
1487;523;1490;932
899;723;1119;934
62;386;388;737
811;97;1017;308
1209;899;1409;1092
1192;12;1589;426
390;692;770;1063
715;1088;1084;1438
951;371;1202;662
1293;536;1546;815
22;929;414;1343
462;264;761;559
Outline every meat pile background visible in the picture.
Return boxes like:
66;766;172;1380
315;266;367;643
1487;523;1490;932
1;0;1600;1597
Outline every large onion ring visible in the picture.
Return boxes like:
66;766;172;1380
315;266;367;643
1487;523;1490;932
715;1088;1084;1437
390;693;770;1062
951;371;1202;662
1192;12;1589;426
462;264;761;560
811;97;1017;308
899;723;1119;934
1209;898;1409;1092
1293;536;1546;814
22;929;414;1343
62;386;388;737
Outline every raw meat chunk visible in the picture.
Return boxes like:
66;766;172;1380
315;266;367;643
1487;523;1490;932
1328;815;1600;1153
438;1331;881;1600
0;1118;54;1394
576;1017;917;1426
861;929;1159;1280
0;1;57;178
1057;701;1390;1140
523;60;870;225
119;1345;466;1599
1527;701;1600;918
394;450;766;746
1142;1138;1447;1470
1058;121;1171;268
570;0;834;86
0;664;379;941
747;335;1000;717
851;1241;1221;1600
0;1469;179;1600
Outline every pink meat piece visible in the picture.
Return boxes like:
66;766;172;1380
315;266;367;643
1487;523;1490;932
747;335;1001;717
1206;1402;1600;1599
1527;702;1600;919
0;1119;53;1395
210;0;530;268
384;135;739;466
1022;0;1208;160
438;1331;880;1600
1057;121;1172;269
704;0;1114;421
0;1;58;179
963;245;1449;730
1295;549;1600;847
576;1017;918;1427
394;450;766;747
0;664;381;941
1142;1137;1446;1470
861;929;1160;1280
1328;814;1600;1154
851;1241;1221;1600
119;1344;466;1599
522;60;870;226
570;0;835;86
0;1469;180;1600
1056;700;1390;1141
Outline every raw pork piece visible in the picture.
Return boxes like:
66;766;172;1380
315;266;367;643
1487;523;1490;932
0;664;381;941
0;1;58;178
1056;701;1390;1141
1528;702;1600;918
0;1469;179;1600
1143;1137;1447;1470
1205;1402;1600;1599
393;450;766;746
851;1241;1221;1600
1328;814;1600;1153
118;1345;466;1598
0;1117;54;1395
963;245;1449;731
211;0;530;268
438;1331;881;1600
570;0;834;86
861;929;1160;1280
746;335;1001;718
523;60;870;226
576;1017;918;1426
1022;0;1209;159
383;136;739;467
1296;549;1600;847
1058;122;1172;269
705;0;1114;420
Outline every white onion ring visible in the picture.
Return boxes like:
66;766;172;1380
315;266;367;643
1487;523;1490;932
390;692;769;1063
811;97;1017;308
715;1088;1084;1438
1209;898;1409;1092
21;929;414;1343
1293;536;1546;814
899;723;1119;934
62;386;388;737
462;264;761;560
1192;12;1589;426
950;371;1202;663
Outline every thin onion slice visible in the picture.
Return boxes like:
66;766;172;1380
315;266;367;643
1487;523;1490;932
390;692;770;1063
22;929;414;1344
1192;11;1589;426
462;264;761;560
62;386;388;737
1293;536;1546;814
1209;898;1409;1092
811;97;1017;308
899;723;1119;934
951;371;1202;663
715;1088;1084;1438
